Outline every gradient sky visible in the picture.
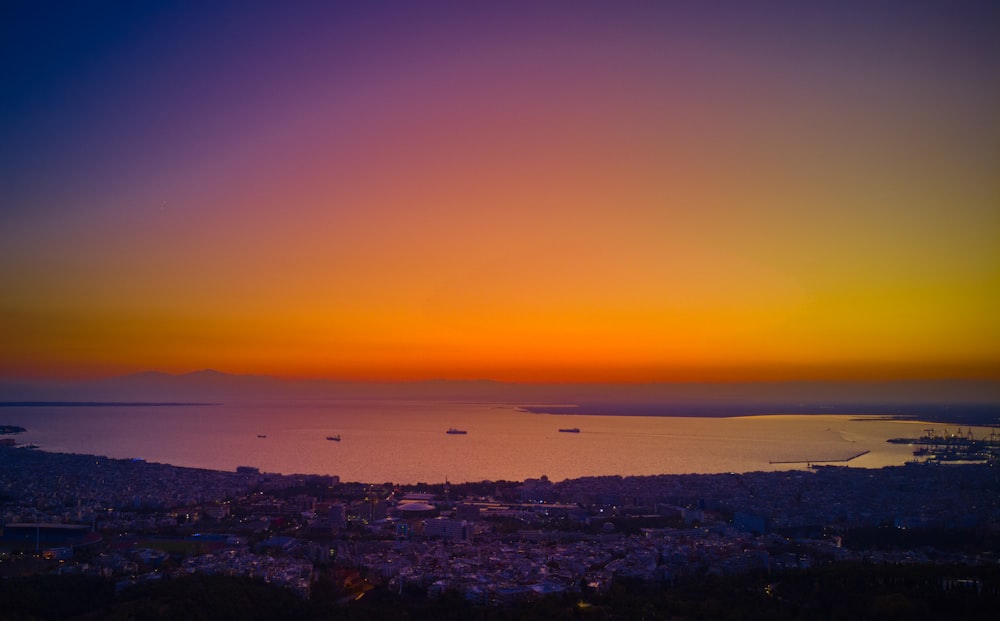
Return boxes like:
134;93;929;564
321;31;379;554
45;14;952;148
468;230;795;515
2;1;998;382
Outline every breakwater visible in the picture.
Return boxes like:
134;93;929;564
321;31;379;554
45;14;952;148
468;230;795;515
769;450;870;465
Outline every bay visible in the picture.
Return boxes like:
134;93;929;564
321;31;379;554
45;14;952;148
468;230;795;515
2;401;964;483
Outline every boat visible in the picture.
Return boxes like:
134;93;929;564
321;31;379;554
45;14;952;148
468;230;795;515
257;434;267;438
326;435;341;441
446;428;467;435
558;428;581;433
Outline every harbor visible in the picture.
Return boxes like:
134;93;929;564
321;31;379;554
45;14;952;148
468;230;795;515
887;427;1000;464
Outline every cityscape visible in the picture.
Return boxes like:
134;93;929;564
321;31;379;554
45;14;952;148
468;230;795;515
3;429;999;617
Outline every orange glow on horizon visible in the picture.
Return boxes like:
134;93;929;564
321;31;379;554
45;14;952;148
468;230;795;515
2;3;998;384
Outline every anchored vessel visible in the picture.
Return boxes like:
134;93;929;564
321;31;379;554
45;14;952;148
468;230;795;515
558;428;581;433
446;428;467;435
326;435;341;441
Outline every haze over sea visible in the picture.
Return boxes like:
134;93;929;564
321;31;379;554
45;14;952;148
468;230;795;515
4;400;978;484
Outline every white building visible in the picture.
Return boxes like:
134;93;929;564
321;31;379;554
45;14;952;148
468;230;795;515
423;518;472;542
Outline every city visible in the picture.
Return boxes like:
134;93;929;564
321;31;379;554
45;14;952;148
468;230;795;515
2;442;998;616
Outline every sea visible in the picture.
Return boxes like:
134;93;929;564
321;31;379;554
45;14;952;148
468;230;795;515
1;400;979;484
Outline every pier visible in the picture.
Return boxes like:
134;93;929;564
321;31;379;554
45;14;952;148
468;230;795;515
769;450;870;465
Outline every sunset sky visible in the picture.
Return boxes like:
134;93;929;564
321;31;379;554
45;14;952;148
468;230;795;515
2;1;998;383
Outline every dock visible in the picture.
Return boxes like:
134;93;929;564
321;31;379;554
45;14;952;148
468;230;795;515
769;450;870;465
887;427;1000;463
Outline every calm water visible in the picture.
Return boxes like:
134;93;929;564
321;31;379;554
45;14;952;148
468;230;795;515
2;401;964;483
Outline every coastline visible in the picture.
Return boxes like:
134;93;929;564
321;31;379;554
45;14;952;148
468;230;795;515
520;403;1000;426
1;403;990;482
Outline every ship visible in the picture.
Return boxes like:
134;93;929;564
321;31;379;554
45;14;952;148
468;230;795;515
446;428;467;435
558;428;581;433
257;434;267;438
326;435;341;441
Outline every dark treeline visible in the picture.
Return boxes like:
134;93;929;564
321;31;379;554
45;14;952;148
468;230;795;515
2;563;998;620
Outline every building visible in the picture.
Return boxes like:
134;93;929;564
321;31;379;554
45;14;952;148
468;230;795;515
423;518;472;542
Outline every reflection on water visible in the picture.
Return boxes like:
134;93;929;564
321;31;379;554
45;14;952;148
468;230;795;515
6;402;971;483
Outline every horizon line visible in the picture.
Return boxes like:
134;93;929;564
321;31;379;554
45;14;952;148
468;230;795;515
3;368;1000;386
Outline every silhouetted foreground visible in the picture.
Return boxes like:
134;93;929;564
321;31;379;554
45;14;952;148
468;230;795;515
4;443;1000;617
2;563;998;620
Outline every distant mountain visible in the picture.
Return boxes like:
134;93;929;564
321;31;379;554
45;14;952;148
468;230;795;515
1;371;998;410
